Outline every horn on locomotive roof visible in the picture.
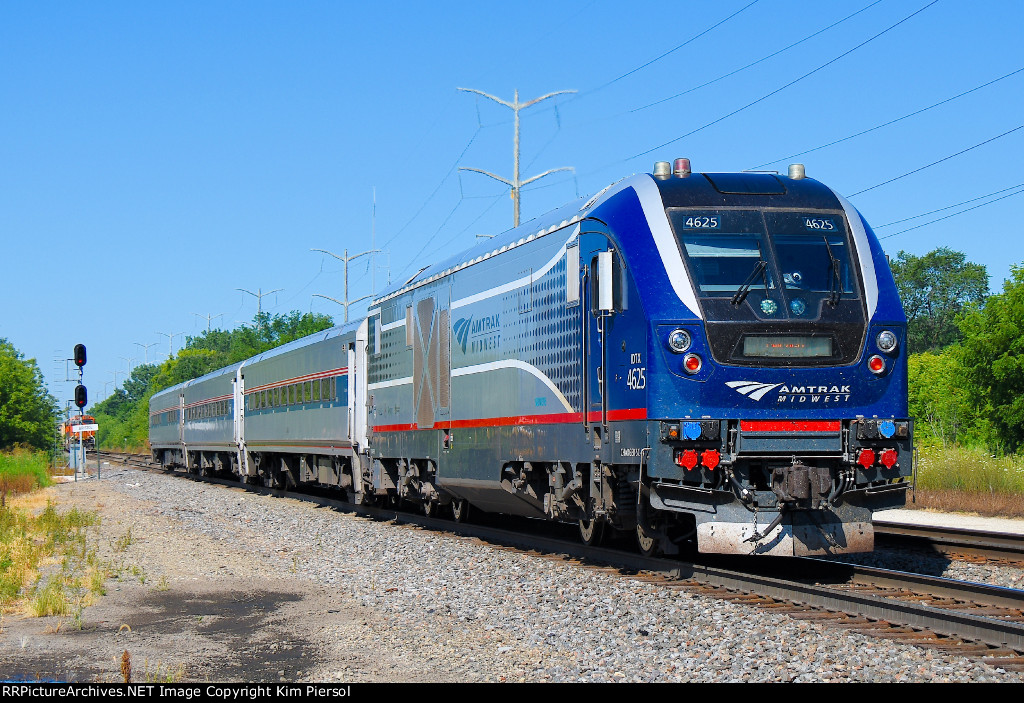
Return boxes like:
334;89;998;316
788;163;806;180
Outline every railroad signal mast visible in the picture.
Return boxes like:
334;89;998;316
72;344;88;479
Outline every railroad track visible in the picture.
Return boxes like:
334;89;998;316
876;521;1024;568
89;450;1024;671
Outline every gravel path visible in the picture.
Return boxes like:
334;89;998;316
3;465;1022;683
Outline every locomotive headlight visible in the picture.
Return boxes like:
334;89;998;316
667;329;692;353
876;330;898;353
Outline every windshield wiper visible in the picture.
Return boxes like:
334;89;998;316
822;236;843;307
731;258;768;306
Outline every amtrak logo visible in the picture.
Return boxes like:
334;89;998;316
454;317;473;353
727;380;852;404
453;314;501;354
726;381;783;401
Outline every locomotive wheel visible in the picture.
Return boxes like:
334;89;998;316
636;523;660;557
451;498;469;523
578;517;605;546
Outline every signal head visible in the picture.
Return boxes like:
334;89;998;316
74;384;88;409
73;344;87;367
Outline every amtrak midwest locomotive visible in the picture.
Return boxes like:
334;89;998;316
149;160;913;556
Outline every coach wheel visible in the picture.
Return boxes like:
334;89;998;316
636;523;660;557
578;517;605;547
451;498;469;523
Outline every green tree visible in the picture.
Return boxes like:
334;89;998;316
890;248;988;353
958;265;1024;452
0;338;58;450
907;351;981;447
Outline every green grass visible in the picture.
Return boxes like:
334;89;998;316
916;445;1024;494
0;449;52;500
0;497;103;615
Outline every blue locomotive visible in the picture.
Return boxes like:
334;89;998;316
150;160;912;556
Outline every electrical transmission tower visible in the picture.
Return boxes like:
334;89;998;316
458;87;576;227
311;248;380;323
237;288;283;315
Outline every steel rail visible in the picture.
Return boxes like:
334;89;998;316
875;521;1024;563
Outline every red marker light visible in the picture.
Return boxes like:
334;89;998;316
701;449;720;470
857;448;876;468
676;449;699;470
879;448;899;469
868;355;885;374
683;353;702;374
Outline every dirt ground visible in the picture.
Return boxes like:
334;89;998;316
0;472;490;683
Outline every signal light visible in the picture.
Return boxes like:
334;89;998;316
857;448;876;468
73;344;87;367
74;384;88;409
675;449;699;470
879;448;899;469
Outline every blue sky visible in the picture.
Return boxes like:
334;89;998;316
2;1;1022;412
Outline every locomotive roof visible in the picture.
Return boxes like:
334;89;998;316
372;197;593;305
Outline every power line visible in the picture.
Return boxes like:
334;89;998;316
630;1;882;116
612;1;938;169
877;185;1024;240
585;0;762;97
848;123;1024;197
750;65;1024;169
379;125;481;252
875;182;1024;228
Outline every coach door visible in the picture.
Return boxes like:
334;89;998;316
580;227;614;430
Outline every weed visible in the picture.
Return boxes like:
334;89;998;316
154;575;170;591
30;578;72;617
113;527;134;553
143;659;184;683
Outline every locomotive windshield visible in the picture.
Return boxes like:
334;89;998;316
667;208;866;365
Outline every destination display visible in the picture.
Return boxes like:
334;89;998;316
742;336;832;358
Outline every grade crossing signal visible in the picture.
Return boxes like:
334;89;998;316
74;384;87;409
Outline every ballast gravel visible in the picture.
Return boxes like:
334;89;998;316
10;465;1023;683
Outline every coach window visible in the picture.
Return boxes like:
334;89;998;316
304;381;312;403
312;380;320;402
330;376;337;401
